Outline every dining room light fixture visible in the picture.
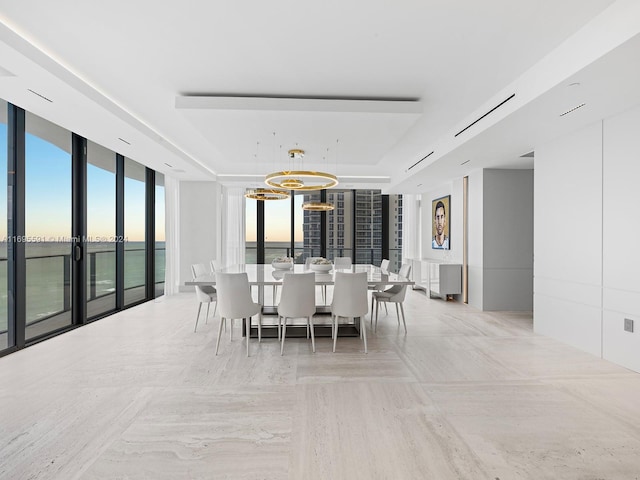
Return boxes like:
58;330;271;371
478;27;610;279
264;148;339;191
301;201;335;211
244;188;290;201
243;140;291;200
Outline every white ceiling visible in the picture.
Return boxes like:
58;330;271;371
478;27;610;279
1;0;638;192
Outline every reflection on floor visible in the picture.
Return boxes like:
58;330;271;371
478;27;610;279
1;290;639;479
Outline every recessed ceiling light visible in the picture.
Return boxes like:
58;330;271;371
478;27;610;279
118;137;131;145
568;82;581;87
460;159;471;166
164;162;173;168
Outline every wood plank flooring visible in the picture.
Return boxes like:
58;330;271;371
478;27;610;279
1;290;639;479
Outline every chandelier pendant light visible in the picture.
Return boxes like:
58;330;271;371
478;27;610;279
244;188;290;201
244;139;290;200
265;149;339;191
301;201;335;211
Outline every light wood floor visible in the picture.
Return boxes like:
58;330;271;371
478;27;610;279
1;289;640;479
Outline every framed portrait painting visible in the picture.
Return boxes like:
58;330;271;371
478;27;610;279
431;195;450;250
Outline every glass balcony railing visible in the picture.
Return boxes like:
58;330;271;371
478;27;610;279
0;245;166;336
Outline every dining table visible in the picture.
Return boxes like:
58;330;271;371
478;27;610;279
186;263;414;337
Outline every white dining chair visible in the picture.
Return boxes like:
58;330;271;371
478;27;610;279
209;259;222;272
331;271;369;353
333;256;352;269
372;263;412;334
191;263;217;332
305;256;326;304
215;272;262;356
278;272;316;355
369;258;391;317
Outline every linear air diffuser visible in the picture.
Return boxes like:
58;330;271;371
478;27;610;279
407;151;434;172
455;93;515;137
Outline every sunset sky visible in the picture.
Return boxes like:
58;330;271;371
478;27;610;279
0;127;164;242
246;193;304;242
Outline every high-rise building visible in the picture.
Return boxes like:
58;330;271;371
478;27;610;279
302;189;402;268
388;194;403;272
354;190;382;265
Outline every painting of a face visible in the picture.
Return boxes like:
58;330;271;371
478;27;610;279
432;195;450;250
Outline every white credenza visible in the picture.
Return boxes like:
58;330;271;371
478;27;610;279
408;258;462;300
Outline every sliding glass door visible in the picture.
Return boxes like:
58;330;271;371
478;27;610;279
0;100;167;357
124;158;147;305
0;101;7;350
155;173;165;296
86;141;116;318
24;113;73;340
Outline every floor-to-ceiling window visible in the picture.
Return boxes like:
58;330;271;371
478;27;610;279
24;113;72;340
245;196;257;264
264;196;291;263
0;101;166;357
355;189;382;265
326;190;354;261
86;141;116;318
388;194;403;272
124;157;146;305
246;189;400;266
155;173;165;296
293;193;304;262
302;191;322;260
0;100;7;350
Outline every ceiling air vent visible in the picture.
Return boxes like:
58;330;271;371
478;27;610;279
559;103;586;117
27;89;53;103
406;151;434;172
455;93;516;137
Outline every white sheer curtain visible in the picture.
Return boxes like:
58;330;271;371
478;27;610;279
221;186;246;267
402;193;421;263
164;175;181;295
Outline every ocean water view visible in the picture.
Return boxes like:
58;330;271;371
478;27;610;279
245;241;306;264
0;241;165;331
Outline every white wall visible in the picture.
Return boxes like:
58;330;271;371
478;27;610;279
602;106;640;372
420;179;464;300
535;122;603;356
535;104;640;372
178;181;221;291
483;169;534;311
420;179;464;264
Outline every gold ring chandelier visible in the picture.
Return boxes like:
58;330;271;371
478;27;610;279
265;149;339;191
244;188;290;200
301;201;335;211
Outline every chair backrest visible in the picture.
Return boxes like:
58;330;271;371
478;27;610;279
209;260;221;272
398;263;411;279
384;264;412;300
380;259;390;271
191;263;209;279
331;272;368;318
278;272;316;318
215;273;256;319
334;257;352;269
